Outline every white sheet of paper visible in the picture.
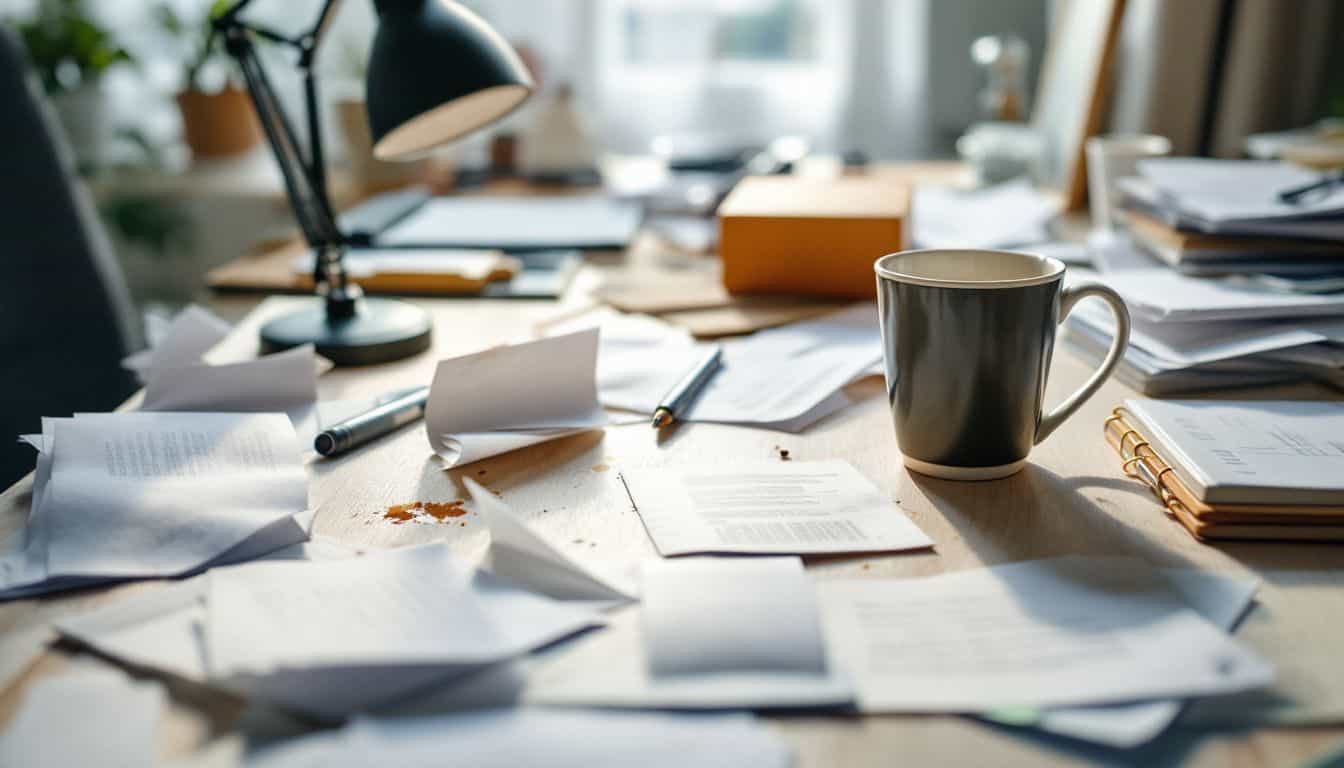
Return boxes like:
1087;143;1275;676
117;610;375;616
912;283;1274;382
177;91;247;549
294;249;505;279
46;412;306;577
1094;269;1344;323
141;344;320;420
818;556;1274;712
987;568;1260;747
466;479;637;603
684;304;881;429
523;606;854;710
621;460;933;556
249;710;792;768
642;557;828;677
425;330;607;468
1071;299;1344;366
0;669;163;768
121;304;231;375
1138;158;1344;223
206;542;601;675
55;538;363;682
913;179;1060;249
378;195;641;249
0;412;309;599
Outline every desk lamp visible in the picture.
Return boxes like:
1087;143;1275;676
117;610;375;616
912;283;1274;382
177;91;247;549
216;0;533;365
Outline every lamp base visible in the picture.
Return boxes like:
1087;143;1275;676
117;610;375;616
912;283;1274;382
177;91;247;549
259;298;432;366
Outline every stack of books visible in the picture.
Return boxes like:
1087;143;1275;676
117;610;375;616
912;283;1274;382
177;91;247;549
1062;158;1344;394
1106;399;1344;541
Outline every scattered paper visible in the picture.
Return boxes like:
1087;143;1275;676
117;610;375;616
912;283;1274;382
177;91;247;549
203;543;602;716
985;568;1260;747
248;710;792;768
0;668;163;768
56;537;365;683
818;556;1274;712
621;460;933;556
141;344;320;420
425;330;607;467
642;557;828;677
523;606;854;710
121;304;231;377
685;304;881;430
913;179;1060;249
0;412;310;599
1095;269;1344;323
467;478;637;603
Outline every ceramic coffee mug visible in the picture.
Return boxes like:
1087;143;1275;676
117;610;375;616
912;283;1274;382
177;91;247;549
874;249;1130;480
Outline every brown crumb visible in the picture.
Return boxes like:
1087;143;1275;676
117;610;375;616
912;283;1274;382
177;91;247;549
477;469;487;475
777;447;791;461
862;563;872;571
422;500;468;520
591;463;610;472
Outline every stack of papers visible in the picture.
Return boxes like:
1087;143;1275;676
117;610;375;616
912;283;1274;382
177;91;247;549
1120;159;1344;241
1063;268;1344;394
58;542;603;719
551;304;882;432
425;330;608;467
1;412;311;599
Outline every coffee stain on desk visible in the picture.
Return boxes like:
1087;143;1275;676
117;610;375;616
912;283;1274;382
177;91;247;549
383;500;469;525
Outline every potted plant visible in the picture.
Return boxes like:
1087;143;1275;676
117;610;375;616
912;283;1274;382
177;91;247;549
155;0;262;159
13;0;134;171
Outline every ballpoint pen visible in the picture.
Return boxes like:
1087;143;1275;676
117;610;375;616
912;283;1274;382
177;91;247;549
314;386;429;457
651;346;723;429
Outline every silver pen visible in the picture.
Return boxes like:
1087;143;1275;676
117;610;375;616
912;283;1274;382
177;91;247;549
651;346;723;429
314;386;429;457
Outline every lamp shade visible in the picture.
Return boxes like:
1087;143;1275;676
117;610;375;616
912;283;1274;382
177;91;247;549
367;0;534;159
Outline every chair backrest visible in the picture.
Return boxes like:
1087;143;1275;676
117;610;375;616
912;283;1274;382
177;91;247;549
0;27;142;487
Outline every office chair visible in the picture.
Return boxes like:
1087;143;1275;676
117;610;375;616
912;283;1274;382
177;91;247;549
0;27;142;487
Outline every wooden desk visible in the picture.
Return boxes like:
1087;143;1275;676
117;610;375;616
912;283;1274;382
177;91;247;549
4;217;1344;767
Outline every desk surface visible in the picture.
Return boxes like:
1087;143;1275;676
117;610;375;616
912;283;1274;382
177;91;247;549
4;198;1344;767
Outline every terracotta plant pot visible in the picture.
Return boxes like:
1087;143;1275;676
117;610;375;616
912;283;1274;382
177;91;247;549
176;85;263;159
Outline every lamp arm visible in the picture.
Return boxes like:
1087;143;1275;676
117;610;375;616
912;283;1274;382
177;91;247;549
215;3;356;305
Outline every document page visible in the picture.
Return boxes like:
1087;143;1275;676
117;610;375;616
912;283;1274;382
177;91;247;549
467;479;637;603
621;460;933;556
642;557;828;677
425;330;607;467
206;543;601;677
997;568;1260;747
121;304;231;376
140;344;320;418
43;412;307;579
818;556;1274;712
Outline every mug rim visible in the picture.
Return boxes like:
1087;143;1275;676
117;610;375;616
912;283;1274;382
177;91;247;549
874;248;1066;290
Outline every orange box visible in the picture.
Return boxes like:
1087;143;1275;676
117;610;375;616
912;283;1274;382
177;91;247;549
716;175;909;299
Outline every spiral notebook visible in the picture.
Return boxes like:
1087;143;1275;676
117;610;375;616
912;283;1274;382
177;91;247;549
1105;399;1344;541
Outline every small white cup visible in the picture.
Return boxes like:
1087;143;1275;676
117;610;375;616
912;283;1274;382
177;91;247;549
1085;134;1172;232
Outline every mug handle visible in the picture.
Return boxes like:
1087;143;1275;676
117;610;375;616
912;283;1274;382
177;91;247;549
1034;282;1130;444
